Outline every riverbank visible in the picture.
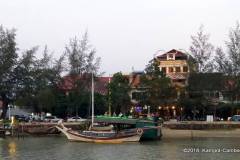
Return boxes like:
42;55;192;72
162;128;240;139
162;121;240;139
0;122;87;136
163;121;240;130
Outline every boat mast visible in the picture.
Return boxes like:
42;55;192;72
91;72;94;127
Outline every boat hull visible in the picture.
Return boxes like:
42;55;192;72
55;125;143;143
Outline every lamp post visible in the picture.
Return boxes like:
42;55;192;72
108;75;112;116
147;106;151;118
172;106;176;118
180;107;183;121
8;105;11;120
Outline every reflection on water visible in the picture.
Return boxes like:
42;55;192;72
8;142;17;158
0;136;240;160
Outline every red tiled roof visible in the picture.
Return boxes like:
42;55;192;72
59;75;112;95
130;74;141;87
95;77;112;95
157;49;187;59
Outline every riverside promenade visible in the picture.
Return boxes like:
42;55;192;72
162;121;240;139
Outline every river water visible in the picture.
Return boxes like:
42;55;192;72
1;136;240;160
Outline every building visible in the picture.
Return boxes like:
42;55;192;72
127;49;192;103
59;75;111;95
157;49;190;88
128;71;145;104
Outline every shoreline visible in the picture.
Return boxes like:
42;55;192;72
162;127;240;139
162;121;240;139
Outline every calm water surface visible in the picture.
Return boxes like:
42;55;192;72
1;136;240;160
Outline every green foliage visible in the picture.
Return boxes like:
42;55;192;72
0;25;18;119
109;72;131;114
36;88;56;112
13;46;64;113
226;22;240;76
188;73;224;91
140;59;177;110
94;93;107;116
65;32;101;76
0;26;105;118
54;90;107;118
190;25;214;73
214;47;232;74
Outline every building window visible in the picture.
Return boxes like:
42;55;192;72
168;54;173;58
175;67;181;72
168;67;174;73
183;66;188;72
132;92;146;101
132;92;138;100
161;67;166;73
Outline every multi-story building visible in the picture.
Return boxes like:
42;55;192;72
157;49;190;88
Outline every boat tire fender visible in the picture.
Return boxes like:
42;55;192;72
137;128;143;135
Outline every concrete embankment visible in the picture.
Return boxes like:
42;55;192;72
1;122;87;136
162;121;240;139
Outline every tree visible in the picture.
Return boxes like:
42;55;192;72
140;59;177;112
214;47;232;74
62;32;102;117
187;73;224;119
109;72;131;114
65;32;101;76
14;47;38;109
0;25;18;119
190;25;214;73
14;46;66;113
224;22;240;114
226;22;240;76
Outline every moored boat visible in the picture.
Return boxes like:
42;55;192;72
93;116;162;140
56;122;143;143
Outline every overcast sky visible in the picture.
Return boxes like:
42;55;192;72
0;0;240;75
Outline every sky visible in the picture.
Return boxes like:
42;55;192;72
0;0;240;75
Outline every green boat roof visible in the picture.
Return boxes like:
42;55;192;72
91;116;155;125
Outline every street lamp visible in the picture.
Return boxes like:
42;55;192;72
180;107;183;121
172;106;176;118
8;105;11;120
147;106;151;118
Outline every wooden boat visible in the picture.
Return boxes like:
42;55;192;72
56;122;143;143
93;116;162;140
56;73;143;143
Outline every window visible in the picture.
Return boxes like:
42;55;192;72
183;66;188;72
168;54;173;58
132;92;138;100
161;67;166;73
167;54;175;60
168;67;174;73
132;92;146;101
175;67;181;72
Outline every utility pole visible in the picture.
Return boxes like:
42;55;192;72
108;76;112;116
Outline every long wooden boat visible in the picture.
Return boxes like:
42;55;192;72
56;122;143;143
93;116;162;140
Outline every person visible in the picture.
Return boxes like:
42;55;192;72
153;112;159;122
118;112;123;117
104;112;108;116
